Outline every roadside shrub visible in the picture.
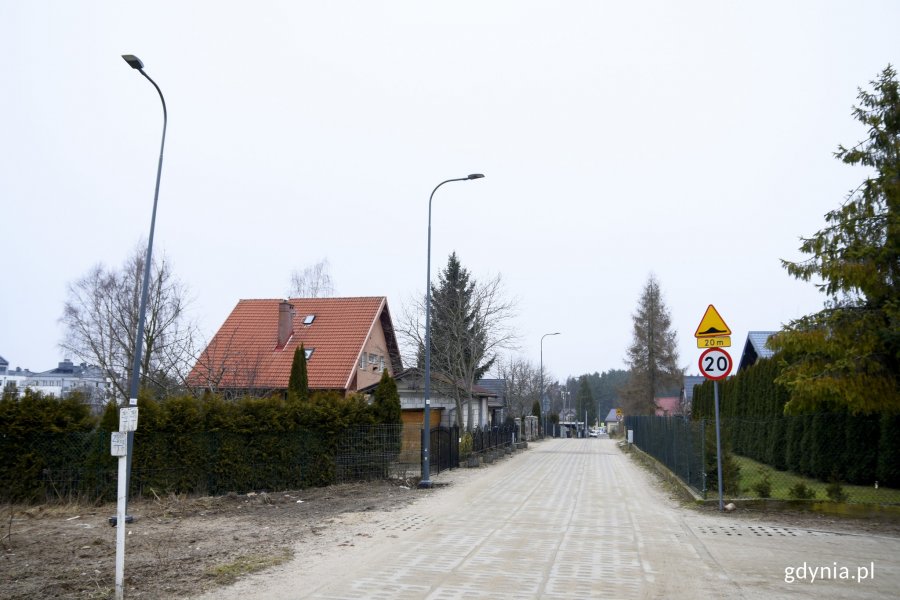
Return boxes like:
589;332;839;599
826;471;849;502
460;433;473;458
788;482;816;500
751;470;772;498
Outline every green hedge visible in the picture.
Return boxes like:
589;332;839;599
691;358;900;488
1;383;403;503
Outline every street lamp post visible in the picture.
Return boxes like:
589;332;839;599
540;332;560;437
420;173;484;489
120;53;167;507
113;52;167;600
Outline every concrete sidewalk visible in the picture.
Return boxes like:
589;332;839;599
198;438;900;599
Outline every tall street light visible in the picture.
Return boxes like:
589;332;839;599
120;53;167;510
420;173;484;489
540;332;560;437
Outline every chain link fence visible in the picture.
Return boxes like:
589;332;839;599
624;415;899;504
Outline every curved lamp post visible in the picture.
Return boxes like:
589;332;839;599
115;53;167;600
121;55;167;411
540;332;560;437
420;173;484;489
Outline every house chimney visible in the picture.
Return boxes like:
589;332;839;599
278;300;295;348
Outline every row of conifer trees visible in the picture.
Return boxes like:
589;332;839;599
691;358;900;488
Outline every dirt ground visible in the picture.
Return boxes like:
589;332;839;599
0;478;424;600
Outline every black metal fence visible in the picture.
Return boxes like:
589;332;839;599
426;426;459;475
471;424;516;455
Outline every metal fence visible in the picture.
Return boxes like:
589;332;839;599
471;424;517;455
624;416;706;494
624;415;899;505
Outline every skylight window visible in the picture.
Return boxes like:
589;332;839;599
305;348;314;359
303;315;315;325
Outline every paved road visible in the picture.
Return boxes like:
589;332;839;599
200;438;900;599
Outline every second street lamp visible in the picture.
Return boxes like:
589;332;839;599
540;332;560;437
420;173;484;489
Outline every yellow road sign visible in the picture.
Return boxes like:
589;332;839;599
694;304;731;338
697;336;731;348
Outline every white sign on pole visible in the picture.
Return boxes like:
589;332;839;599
111;432;128;457
119;407;139;432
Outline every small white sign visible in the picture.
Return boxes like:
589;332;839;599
119;407;139;432
111;432;128;457
627;429;634;444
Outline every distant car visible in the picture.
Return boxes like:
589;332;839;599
588;429;599;438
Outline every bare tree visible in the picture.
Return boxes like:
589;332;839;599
494;355;541;420
187;327;272;399
288;258;334;298
59;243;196;401
397;254;518;431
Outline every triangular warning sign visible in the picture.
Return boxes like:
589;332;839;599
694;305;731;338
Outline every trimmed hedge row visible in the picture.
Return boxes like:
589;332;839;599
691;359;900;487
1;387;401;502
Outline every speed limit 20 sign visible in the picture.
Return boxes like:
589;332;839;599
699;348;732;381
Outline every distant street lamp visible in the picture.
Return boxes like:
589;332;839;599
540;332;560;437
420;174;484;489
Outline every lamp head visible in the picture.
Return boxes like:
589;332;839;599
467;173;485;180
122;55;144;70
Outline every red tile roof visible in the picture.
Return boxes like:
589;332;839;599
188;297;399;392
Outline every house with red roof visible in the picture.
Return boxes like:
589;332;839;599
188;297;402;397
654;396;682;416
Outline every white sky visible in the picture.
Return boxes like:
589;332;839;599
2;1;897;383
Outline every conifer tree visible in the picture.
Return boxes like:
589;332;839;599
429;253;496;430
621;275;683;415
372;369;401;425
288;344;309;401
772;66;900;415
575;376;596;425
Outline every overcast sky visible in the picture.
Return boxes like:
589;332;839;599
2;1;897;384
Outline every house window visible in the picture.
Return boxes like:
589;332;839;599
359;355;366;369
303;315;315;325
379;356;385;371
305;348;314;359
369;353;377;364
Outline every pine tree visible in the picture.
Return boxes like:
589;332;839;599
429;252;497;430
773;66;900;414
288;344;309;401
622;275;683;415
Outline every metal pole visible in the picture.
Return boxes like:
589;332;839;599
540;332;559;439
420;174;483;489
124;57;166;510
116;53;167;600
714;380;724;511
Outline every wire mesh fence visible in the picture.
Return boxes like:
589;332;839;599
1;424;428;504
624;415;899;505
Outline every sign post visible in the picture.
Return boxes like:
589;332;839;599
695;306;733;512
113;407;138;600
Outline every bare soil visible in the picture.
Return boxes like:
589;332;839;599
0;479;422;599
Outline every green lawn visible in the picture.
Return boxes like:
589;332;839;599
733;454;900;504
